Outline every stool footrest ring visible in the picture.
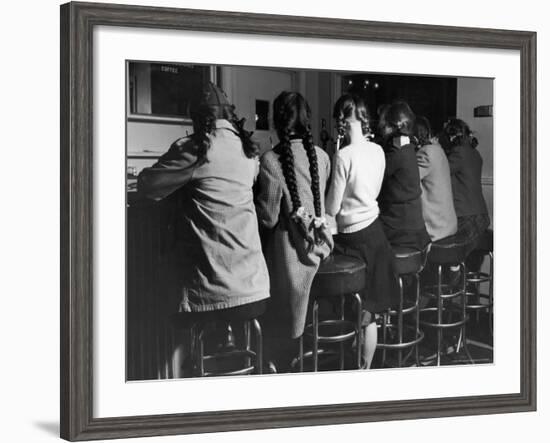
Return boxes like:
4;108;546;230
303;319;357;343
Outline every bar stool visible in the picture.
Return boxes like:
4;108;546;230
466;229;493;335
377;246;429;368
295;254;365;372
172;310;264;377
420;236;474;366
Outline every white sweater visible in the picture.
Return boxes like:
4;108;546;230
326;140;385;234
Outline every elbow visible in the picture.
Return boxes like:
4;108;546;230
258;216;277;230
137;175;163;201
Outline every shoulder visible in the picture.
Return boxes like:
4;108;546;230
333;146;351;167
418;143;442;158
170;136;193;151
259;148;281;171
365;140;385;157
314;145;330;164
162;136;197;161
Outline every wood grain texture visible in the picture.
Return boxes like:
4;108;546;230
60;2;537;441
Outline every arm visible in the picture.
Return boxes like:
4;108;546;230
446;147;461;175
137;139;197;201
325;153;347;218
416;146;431;180
255;154;283;229
384;148;397;179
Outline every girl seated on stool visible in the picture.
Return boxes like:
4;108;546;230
138;83;270;376
325;94;398;370
414;116;458;242
255;91;333;372
440;118;490;267
378;101;431;253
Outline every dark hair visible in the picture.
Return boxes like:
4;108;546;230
414;115;433;147
273;91;322;218
443;118;478;149
378;101;416;141
333;94;371;140
189;88;258;166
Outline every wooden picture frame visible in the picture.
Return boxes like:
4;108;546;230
60;1;536;440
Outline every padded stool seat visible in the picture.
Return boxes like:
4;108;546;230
377;246;429;367
296;254;366;372
466;229;494;339
393;247;427;275
172;304;265;377
474;229;493;253
421;235;473;366
311;254;366;297
428;236;468;265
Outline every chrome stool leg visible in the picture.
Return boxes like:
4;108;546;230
252;318;263;375
197;327;205;377
415;272;421;366
312;301;319;372
397;276;404;368
489;251;494;336
436;265;443;366
459;263;474;364
339;295;345;370
299;335;304;372
381;310;388;367
244;320;251;369
353;293;363;369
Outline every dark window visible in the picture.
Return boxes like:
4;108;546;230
128;62;210;119
255;99;269;130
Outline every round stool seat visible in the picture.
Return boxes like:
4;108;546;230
428;236;468;265
310;254;366;298
474;229;493;253
393;247;428;275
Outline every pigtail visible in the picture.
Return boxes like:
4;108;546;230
274;91;330;249
190;110;216;166
444;118;479;149
228;108;260;158
303;126;322;218
279;127;302;214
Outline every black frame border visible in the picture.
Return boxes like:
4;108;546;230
60;2;537;440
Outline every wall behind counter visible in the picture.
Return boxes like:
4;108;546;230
456;77;494;227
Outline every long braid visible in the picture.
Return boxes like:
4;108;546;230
278;127;302;213
303;125;322;218
191;111;216;165
228;107;259;158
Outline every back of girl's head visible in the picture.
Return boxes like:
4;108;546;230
443;118;478;149
414;116;433;147
273;91;322;219
333;94;371;137
379;101;416;140
189;82;258;163
273;91;311;139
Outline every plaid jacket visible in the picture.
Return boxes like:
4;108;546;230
255;140;332;338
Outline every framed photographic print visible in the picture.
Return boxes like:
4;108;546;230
60;1;536;441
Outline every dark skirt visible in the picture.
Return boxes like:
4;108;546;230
457;213;491;257
335;218;399;313
380;220;431;252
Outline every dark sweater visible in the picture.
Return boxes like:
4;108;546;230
446;144;489;218
379;143;430;250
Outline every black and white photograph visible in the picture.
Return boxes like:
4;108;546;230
126;61;494;380
2;0;543;441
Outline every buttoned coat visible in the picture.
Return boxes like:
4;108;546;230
138;120;270;313
255;140;332;339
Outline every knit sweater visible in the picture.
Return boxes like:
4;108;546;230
417;143;458;241
446;143;489;218
325;140;385;233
